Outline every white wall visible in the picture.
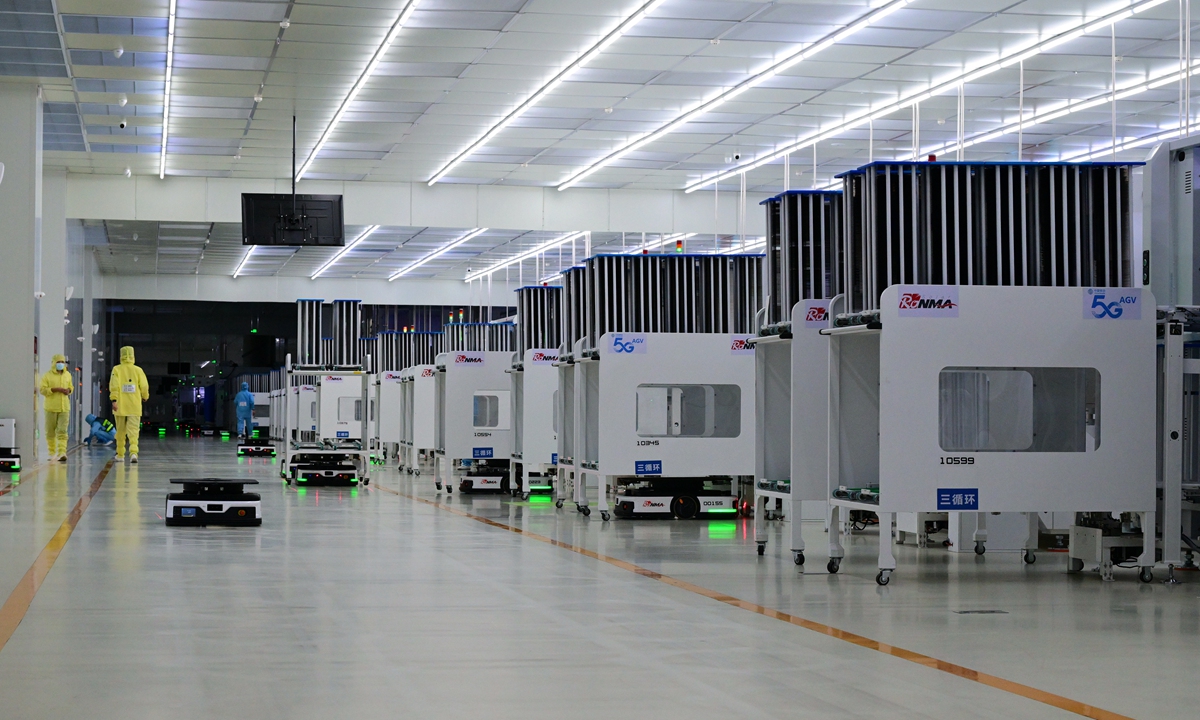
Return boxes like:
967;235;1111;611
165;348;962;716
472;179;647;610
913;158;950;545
66;175;769;237
95;274;480;306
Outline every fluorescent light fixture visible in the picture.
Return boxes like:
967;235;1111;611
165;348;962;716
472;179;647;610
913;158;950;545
464;231;585;282
428;0;667;185
623;232;696;254
1063;127;1182;162
919;58;1200;161
311;225;380;279
721;237;766;254
558;0;913;191
158;0;177;179
233;245;255;278
390;228;487;280
683;0;1170;193
297;0;420;181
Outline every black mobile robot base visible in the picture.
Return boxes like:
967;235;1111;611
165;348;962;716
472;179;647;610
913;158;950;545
165;478;261;526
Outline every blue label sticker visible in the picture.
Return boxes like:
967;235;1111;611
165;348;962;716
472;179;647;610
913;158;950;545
181;507;196;517
551;452;558;465
607;334;647;354
473;447;494;459
336;431;349;438
937;488;979;511
1084;288;1141;320
635;460;663;476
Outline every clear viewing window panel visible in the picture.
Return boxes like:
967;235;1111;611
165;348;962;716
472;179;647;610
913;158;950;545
635;384;741;438
474;394;499;428
338;397;362;422
938;367;1099;452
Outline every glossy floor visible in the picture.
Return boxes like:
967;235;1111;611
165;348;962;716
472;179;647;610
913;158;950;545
0;438;1192;719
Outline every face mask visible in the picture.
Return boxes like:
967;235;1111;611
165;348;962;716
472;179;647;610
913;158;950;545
55;363;65;371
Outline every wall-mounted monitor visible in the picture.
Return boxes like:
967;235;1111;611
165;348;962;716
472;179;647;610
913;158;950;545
241;193;344;246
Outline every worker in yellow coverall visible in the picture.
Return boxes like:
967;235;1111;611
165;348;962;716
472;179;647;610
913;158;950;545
109;346;149;463
38;354;72;461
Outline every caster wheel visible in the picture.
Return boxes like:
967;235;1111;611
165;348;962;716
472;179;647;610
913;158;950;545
414;470;421;476
446;487;452;494
435;482;442;490
1139;567;1154;583
581;506;591;517
756;543;765;556
793;552;805;566
974;543;986;556
1023;550;1036;564
876;570;891;586
1069;558;1085;573
827;558;840;574
601;511;610;521
555;499;564;509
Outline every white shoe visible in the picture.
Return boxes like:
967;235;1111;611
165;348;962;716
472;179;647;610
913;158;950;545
130;454;138;464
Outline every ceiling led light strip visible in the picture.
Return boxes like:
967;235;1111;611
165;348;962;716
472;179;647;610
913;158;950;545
721;238;766;254
1065;127;1183;161
390;228;487;280
919;58;1200;160
623;232;696;254
427;0;668;185
311;225;381;279
233;246;256;278
158;0;177;179
558;0;913;191
683;0;1170;193
464;232;585;282
297;0;420;181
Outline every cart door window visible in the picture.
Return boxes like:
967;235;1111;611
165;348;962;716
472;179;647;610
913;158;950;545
338;397;362;422
939;367;1099;452
474;394;499;428
636;384;741;438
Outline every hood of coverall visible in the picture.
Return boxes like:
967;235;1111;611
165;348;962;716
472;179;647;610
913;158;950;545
51;353;67;367
242;382;249;391
86;414;97;424
120;346;136;364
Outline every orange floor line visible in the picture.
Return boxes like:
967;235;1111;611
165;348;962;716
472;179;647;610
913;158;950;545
375;483;1132;720
0;459;113;654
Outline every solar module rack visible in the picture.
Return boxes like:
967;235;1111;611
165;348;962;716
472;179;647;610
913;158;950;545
797;160;1154;585
752;189;844;560
510;285;563;498
433;321;517;494
283;299;371;487
553;253;763;521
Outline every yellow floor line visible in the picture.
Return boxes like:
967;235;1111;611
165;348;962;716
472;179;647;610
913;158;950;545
373;483;1132;720
0;460;113;654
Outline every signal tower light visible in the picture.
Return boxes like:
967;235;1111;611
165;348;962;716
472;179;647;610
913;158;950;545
675;239;683;253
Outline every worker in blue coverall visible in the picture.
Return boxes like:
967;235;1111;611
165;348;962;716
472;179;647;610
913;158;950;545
234;382;255;439
83;414;116;447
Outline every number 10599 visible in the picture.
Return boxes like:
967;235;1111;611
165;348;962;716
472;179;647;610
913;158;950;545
941;456;975;465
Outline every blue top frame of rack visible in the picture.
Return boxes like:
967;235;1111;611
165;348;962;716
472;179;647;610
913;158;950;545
759;188;843;206
833;159;1146;180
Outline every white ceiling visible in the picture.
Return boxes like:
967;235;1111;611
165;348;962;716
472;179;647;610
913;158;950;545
9;0;1198;276
82;218;744;279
